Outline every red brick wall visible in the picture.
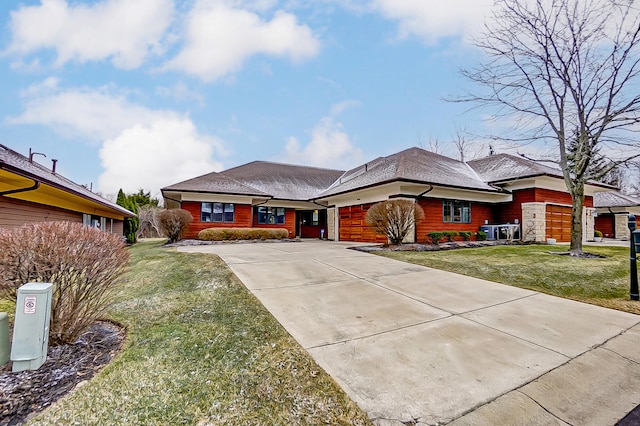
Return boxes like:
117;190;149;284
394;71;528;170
416;198;495;243
180;201;295;239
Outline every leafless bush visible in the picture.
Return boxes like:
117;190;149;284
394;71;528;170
365;200;425;245
198;228;289;241
137;205;163;238
158;209;193;243
0;222;129;345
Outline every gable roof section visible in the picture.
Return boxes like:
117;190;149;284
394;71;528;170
0;144;134;218
467;153;564;183
594;191;640;208
221;161;345;200
318;147;502;198
162;170;270;197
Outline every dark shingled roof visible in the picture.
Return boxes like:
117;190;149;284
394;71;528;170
221;161;345;200
0;144;134;217
318;147;501;198
467;153;564;183
162;170;270;197
594;191;640;208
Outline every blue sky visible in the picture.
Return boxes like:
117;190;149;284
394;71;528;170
0;0;502;200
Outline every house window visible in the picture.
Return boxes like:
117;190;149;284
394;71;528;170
201;202;234;223
257;207;285;224
443;200;471;223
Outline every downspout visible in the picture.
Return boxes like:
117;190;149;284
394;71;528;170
0;177;40;196
251;198;271;227
414;185;434;243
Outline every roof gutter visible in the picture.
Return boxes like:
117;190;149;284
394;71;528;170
0;176;40;196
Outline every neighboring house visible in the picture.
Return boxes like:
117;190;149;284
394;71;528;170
594;192;640;240
162;161;344;239
162;147;613;243
0;144;135;235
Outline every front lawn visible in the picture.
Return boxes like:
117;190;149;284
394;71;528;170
377;244;640;315
26;241;370;425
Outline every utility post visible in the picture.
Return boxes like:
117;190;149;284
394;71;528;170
629;215;639;301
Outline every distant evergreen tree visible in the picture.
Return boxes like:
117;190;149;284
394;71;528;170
116;189;140;244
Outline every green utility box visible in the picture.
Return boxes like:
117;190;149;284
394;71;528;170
0;312;9;366
10;282;53;372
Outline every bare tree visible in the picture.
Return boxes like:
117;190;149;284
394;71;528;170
461;0;640;254
138;205;163;238
451;125;483;162
365;200;425;245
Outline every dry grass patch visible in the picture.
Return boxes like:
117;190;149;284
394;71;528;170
27;241;370;425
377;244;640;314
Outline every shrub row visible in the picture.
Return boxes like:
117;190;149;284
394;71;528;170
426;230;486;244
198;228;290;241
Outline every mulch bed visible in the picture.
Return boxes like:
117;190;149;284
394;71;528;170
350;240;522;252
0;321;126;426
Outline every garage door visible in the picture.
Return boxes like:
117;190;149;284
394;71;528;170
546;204;572;242
338;204;387;243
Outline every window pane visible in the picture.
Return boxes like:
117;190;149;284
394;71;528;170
312;210;318;225
462;204;471;223
224;203;234;222
213;203;223;222
201;202;212;222
277;208;285;224
442;201;452;222
453;201;462;223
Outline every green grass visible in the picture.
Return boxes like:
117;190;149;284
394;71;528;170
377;244;640;315
28;241;371;425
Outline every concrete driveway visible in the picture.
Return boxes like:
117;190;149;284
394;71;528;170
179;240;640;425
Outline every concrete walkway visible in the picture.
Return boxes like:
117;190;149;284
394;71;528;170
179;241;640;425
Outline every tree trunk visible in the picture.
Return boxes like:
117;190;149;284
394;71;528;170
569;182;585;255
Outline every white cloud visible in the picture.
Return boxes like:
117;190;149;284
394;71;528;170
7;79;226;198
8;83;176;141
162;0;320;81
98;120;224;198
370;0;493;44
283;116;363;170
5;0;173;69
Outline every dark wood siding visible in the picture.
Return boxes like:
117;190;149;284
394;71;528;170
338;204;387;243
546;204;572;242
594;214;615;238
252;208;296;237
0;196;82;228
416;198;495;243
181;201;295;239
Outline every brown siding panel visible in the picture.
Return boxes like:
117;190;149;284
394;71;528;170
0;196;82;228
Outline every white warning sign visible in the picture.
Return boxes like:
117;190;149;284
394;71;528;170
24;296;36;314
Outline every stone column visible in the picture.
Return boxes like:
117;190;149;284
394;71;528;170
327;207;336;241
615;213;631;240
521;202;547;242
584;207;596;242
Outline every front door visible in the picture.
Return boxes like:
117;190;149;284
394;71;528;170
297;209;326;238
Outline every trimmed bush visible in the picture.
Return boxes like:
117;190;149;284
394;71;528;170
427;232;444;244
0;222;129;345
594;229;603;238
365;199;425;245
476;231;487;241
442;231;458;242
459;231;473;241
159;209;193;243
198;228;289;241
